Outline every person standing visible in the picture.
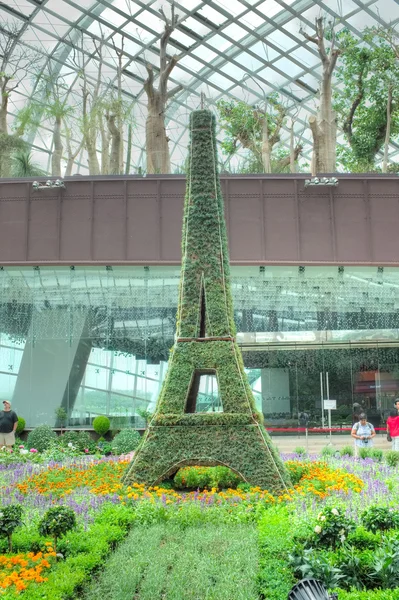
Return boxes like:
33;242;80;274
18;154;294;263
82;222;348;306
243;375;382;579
387;409;399;451
351;413;376;456
0;401;18;452
394;399;399;414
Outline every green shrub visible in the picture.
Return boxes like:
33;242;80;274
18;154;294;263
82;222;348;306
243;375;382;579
174;465;242;490
361;506;399;533
321;445;335;458
111;429;141;455
93;416;110;437
60;430;96;453
358;447;372;459
0;504;23;552
27;424;57;452
294;446;306;456
336;590;399;599
16;416;25;435
39;506;76;552
385;451;399;467
340;445;354;457
21;504;133;600
313;506;355;548
258;506;295;600
347;526;380;550
369;448;383;462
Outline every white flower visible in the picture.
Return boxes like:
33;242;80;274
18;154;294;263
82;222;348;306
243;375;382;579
68;442;73;448
320;516;326;521
331;508;339;516
314;525;322;534
340;535;346;543
19;449;28;455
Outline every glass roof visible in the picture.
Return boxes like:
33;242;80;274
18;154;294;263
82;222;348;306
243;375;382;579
1;0;398;174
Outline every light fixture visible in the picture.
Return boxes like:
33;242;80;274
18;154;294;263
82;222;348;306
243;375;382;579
304;177;339;188
288;579;337;600
32;179;65;190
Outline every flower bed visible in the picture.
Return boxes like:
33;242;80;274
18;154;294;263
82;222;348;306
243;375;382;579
0;451;399;598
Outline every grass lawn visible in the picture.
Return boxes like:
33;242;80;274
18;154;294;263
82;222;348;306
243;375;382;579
83;523;259;600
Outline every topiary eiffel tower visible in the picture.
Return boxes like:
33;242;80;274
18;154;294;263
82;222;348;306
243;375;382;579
123;110;290;493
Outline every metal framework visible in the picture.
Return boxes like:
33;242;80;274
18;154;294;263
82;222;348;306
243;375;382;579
2;0;399;173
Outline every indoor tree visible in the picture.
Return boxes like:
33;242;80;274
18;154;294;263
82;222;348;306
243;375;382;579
334;31;399;172
0;22;41;177
144;3;182;174
301;17;341;174
217;96;303;173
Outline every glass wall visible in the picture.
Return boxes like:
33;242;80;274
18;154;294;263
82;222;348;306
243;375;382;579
1;265;399;429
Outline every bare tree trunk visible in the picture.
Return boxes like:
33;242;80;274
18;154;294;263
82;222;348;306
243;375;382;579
146;92;170;174
125;123;132;175
383;86;393;173
261;116;271;173
51;116;63;177
290;120;295;173
144;6;180;175
99;114;110;175
302;18;340;174
0;102;7;134
107;114;121;174
64;126;83;176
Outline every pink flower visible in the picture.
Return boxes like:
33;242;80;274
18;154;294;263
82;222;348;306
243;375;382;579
29;448;38;453
19;445;24;449
84;449;89;453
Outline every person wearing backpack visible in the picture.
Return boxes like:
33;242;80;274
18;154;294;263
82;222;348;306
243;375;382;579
387;409;399;451
351;413;376;457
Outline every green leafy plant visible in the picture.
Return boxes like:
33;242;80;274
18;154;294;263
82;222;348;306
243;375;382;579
55;407;68;433
313;506;355;548
15;417;25;435
340;445;354;457
370;537;399;589
93;416;110;437
362;506;399;533
370;448;383;462
111;429;141;455
385;451;399;467
27;424;57;452
39;506;76;553
294;446;306;456
0;504;23;552
174;465;242;490
288;545;344;589
347;526;381;550
359;447;372;459
321;445;335;458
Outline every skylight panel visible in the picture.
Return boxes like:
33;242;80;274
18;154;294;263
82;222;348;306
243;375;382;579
248;40;279;62
273;56;304;78
207;33;234;52
220;61;247;79
5;1;35;18
196;5;227;27
100;7;128;27
235;52;265;71
213;0;246;17
223;22;247;42
183;16;212;36
267;29;296;51
48;1;83;21
256;0;285;19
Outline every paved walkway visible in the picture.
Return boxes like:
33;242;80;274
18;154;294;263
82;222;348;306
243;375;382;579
270;432;391;453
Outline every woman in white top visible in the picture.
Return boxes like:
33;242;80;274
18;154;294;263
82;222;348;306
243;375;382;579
351;413;376;456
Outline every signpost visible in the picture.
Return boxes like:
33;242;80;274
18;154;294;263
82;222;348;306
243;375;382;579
323;399;337;443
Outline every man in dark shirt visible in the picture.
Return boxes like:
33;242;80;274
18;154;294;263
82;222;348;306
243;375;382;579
0;401;18;452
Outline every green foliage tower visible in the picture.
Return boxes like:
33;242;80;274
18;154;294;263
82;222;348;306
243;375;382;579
123;110;290;492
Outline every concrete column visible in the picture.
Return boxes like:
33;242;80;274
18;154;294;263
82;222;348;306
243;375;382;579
261;368;291;415
12;308;89;427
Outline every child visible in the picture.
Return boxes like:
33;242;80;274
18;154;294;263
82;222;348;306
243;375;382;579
387;410;399;451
